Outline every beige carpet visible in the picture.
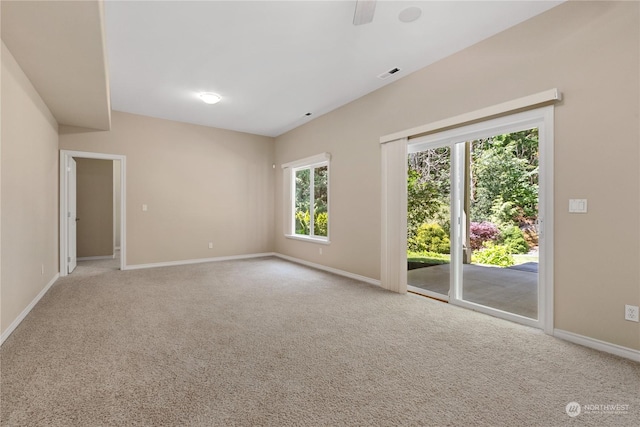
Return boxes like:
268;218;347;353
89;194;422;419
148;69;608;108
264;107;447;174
1;257;638;426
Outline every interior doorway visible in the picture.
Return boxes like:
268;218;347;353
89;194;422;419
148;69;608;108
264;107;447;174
403;107;554;330
60;150;126;276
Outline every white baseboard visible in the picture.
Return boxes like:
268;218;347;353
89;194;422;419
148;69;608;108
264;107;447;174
123;251;381;287
77;255;114;261
273;253;381;287
554;329;640;362
123;252;276;270
1;273;59;346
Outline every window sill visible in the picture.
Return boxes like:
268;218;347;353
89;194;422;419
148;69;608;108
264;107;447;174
285;234;331;245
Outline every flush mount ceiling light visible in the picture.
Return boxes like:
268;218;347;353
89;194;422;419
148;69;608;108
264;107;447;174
398;6;422;23
198;92;222;105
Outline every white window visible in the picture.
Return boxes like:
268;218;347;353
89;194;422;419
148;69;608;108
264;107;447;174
282;153;330;243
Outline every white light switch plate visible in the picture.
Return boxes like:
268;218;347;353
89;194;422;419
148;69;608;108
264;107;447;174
569;199;587;213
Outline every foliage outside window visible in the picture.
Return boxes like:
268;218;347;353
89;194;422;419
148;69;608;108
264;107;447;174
290;159;329;240
282;153;330;243
407;128;539;267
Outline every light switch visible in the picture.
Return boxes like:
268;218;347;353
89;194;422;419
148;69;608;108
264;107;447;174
142;204;148;212
569;199;587;213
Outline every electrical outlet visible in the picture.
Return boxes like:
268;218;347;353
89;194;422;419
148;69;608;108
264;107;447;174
208;242;213;249
625;305;639;322
41;264;44;276
319;247;323;255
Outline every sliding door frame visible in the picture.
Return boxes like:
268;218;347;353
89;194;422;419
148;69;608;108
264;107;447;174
380;89;559;334
408;107;553;331
406;141;455;302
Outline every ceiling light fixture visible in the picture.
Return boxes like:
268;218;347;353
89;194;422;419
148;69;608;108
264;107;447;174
398;7;422;23
198;92;222;105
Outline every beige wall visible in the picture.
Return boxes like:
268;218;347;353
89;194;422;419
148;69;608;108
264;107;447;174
1;42;59;336
76;158;113;258
274;2;640;350
59;111;275;266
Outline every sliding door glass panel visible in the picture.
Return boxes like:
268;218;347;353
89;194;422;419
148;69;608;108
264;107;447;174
407;146;452;299
460;129;539;319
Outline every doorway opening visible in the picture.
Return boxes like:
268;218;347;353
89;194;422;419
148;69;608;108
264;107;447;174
59;150;126;276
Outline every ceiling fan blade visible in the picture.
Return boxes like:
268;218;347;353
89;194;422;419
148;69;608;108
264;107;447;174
353;0;377;26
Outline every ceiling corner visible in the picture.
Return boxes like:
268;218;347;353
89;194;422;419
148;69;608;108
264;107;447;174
1;0;111;130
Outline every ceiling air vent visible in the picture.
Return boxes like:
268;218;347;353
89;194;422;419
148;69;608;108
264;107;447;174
377;67;401;79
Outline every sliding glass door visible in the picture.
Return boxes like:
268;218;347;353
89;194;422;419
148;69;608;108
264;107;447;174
406;144;452;301
459;132;539;320
407;108;550;328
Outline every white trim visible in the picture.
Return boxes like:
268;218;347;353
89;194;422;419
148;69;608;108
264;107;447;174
282;153;331;241
284;234;331;245
124;252;275;270
408;107;553;149
281;152;331;169
380;88;561;144
539;107;555;335
60;150;127;276
274;253;381;287
126;252;381;288
554;329;640;362
0;273;59;346
77;255;114;261
450;298;540;329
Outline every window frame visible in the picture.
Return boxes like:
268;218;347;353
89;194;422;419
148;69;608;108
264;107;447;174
282;153;331;244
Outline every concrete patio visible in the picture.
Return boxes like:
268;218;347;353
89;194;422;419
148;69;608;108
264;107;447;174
407;263;538;319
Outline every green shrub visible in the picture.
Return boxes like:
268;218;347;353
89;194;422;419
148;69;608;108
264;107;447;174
295;210;310;235
490;196;518;227
295;210;328;237
314;212;328;236
472;242;515;267
500;225;529;254
411;223;450;254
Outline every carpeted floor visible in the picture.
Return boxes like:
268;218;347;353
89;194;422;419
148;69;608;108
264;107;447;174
1;257;638;426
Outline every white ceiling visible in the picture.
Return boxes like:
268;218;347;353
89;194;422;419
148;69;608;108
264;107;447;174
105;1;563;137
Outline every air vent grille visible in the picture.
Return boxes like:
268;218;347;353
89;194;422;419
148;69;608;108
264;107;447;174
377;67;401;79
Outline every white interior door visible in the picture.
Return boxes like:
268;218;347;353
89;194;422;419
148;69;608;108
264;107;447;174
68;157;77;273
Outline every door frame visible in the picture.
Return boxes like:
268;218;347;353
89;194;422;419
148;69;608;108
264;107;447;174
59;150;127;276
67;157;78;273
407;107;553;331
